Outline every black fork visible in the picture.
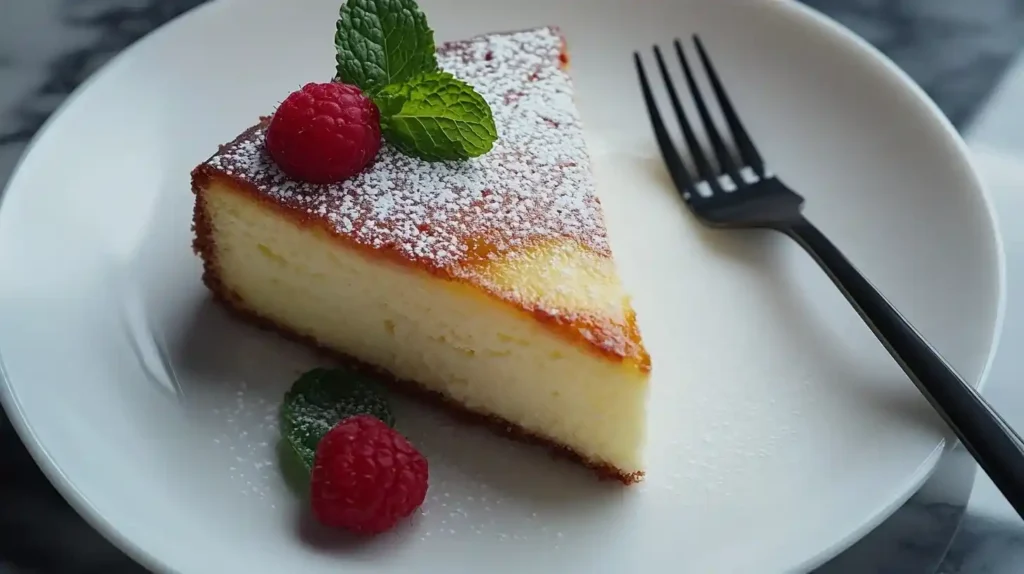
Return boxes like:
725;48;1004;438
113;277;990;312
636;36;1024;519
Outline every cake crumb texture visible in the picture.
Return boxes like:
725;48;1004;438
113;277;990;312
192;177;649;481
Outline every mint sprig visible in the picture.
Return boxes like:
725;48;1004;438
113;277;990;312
334;0;498;161
278;367;395;474
374;71;497;161
335;0;438;94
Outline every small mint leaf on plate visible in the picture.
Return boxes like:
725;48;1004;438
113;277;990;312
278;367;395;473
374;71;498;161
335;0;438;93
277;437;312;497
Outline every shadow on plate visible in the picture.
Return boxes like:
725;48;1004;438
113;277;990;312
688;219;940;433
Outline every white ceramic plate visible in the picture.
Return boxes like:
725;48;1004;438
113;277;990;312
0;0;1004;572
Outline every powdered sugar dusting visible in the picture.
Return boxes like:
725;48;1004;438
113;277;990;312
204;27;609;272
208;380;282;503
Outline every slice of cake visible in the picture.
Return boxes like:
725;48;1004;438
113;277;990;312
191;26;651;483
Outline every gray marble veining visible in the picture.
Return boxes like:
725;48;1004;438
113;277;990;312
940;514;1024;573
3;0;1024;572
802;0;1024;127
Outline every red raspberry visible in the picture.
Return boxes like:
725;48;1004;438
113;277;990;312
265;82;381;184
310;415;429;535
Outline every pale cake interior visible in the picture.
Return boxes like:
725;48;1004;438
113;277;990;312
203;181;648;474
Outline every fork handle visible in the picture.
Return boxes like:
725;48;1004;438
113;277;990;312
784;217;1024;518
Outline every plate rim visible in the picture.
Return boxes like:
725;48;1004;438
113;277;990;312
0;0;1007;572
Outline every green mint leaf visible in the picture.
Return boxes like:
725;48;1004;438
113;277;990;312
372;88;408;119
278;367;395;472
276;437;312;497
375;71;498;161
335;0;438;93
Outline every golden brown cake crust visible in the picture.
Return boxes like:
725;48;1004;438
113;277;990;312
192;27;649;371
191;183;642;484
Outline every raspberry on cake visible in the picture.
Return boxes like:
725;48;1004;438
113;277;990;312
191;27;652;483
264;82;381;184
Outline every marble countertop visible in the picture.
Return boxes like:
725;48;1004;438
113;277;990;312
3;0;1024;572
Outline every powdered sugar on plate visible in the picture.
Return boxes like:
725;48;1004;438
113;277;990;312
208;380;282;503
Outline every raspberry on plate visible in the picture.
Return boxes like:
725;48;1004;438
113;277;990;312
310;415;429;535
265;82;381;184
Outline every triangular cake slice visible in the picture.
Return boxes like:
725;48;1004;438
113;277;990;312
191;27;651;483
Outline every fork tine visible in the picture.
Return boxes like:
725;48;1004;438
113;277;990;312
652;45;721;192
633;53;697;199
693;35;766;178
673;39;743;188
